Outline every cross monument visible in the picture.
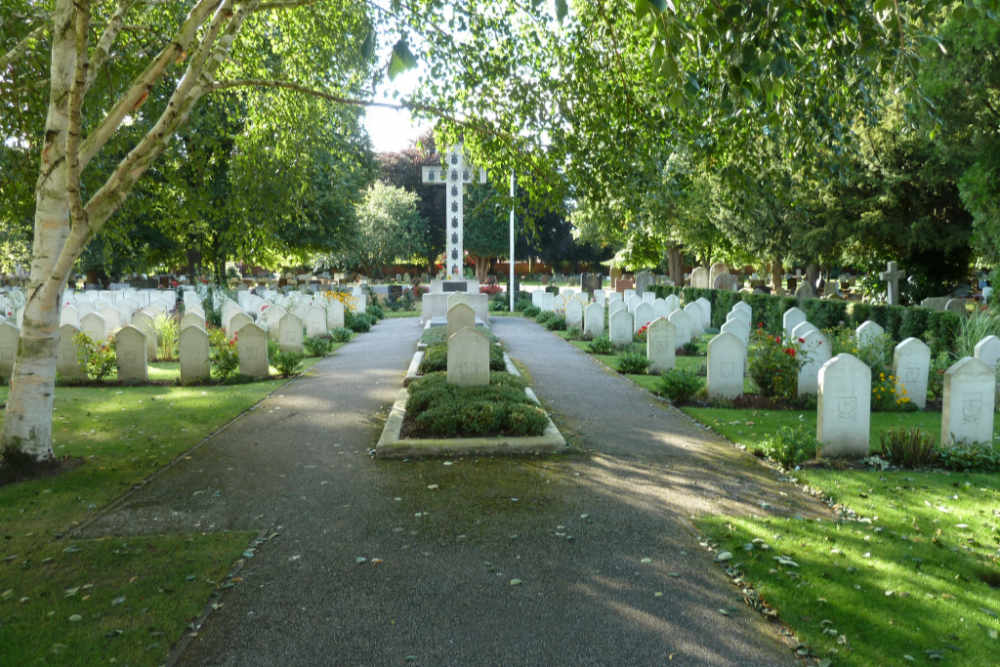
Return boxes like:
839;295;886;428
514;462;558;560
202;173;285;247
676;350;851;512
421;144;487;280
880;261;905;305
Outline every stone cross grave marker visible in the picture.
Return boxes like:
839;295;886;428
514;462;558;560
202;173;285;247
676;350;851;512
421;144;487;279
880;261;905;305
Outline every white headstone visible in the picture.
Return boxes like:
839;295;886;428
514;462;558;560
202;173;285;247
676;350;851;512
99;305;122;332
278;313;305;354
608;309;633;347
115;325;148;383
817;354;871;457
941;357;996;447
652;298;670;319
608;299;626;319
237;322;269;378
227;311;251;339
690;267;709;288
566;300;584;330
447;327;490;387
668;309;692;346
683;302;704;336
303;305;328;338
797;329;831;396
790;320;818;341
974;335;1000;371
583;302;604;338
720;319;750;346
695;297;711;330
179;325;211;385
80;311;106;342
131;311;158;361
664;294;680;312
634;303;655;335
707;332;745;399
326;299;345;330
893;337;931;409
180;311;206;331
646;317;676;374
60;305;80;328
709;262;729;290
733;301;751;319
726;308;750;326
855;320;885;349
625;295;642;313
782;307;806;337
57;324;86;380
0;321;19;380
447;303;476;338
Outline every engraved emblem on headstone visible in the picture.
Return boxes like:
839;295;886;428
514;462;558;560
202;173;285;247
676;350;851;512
962;394;982;424
837;396;857;420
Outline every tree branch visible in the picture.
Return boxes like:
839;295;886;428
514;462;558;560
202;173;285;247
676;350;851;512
66;0;91;241
85;0;138;93
0;23;47;72
78;0;222;169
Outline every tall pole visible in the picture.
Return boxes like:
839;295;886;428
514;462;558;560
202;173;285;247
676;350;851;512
509;171;516;312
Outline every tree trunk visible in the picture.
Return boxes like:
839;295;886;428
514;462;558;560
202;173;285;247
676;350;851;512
1;0;76;463
806;263;819;289
665;245;683;285
770;259;785;296
473;256;489;283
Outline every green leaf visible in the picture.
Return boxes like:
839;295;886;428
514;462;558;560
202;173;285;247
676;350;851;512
554;0;568;22
388;39;417;80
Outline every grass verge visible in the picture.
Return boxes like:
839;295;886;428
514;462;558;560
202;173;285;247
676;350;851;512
0;376;300;664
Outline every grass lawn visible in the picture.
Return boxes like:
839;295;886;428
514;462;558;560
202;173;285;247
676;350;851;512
548;325;1000;665
0;344;345;665
383;309;420;318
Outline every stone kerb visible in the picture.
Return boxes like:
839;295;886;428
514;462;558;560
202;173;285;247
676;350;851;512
817;353;871;457
278;312;305;354
0;320;20;380
447;303;476;338
941;357;996;447
583;302;604;338
782;307;806;337
447;327;490;387
115;325;148;383
179;325;211;385
56;324;86;380
707;332;745;399
646;317;676;374
237;322;269;378
668;309;691;346
893;337;931;409
608;309;633;346
797;329;831;396
855;320;885;349
634;303;655;334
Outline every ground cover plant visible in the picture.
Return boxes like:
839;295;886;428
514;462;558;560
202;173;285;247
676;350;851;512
418;341;505;375
697;468;1000;666
401;371;548;438
0;380;298;665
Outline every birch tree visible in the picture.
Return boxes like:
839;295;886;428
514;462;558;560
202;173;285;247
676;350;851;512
0;0;380;465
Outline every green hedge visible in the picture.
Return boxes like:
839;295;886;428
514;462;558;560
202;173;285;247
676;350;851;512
649;286;961;353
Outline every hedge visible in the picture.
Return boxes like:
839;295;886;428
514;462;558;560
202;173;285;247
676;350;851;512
650;285;961;354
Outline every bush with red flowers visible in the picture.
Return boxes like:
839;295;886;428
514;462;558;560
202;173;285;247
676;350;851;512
479;284;503;295
747;326;808;399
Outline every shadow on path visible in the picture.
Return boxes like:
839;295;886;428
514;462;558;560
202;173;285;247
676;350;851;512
79;316;825;666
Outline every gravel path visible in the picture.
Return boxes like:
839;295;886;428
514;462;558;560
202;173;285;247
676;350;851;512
82;315;828;666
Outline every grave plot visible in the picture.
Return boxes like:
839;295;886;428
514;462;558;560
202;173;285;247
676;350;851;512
376;305;565;458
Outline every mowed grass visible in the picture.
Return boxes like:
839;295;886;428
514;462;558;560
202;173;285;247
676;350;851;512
698;469;1000;666
0;377;299;664
549;324;1000;664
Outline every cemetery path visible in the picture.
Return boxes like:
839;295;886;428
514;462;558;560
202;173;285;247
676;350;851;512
79;315;823;666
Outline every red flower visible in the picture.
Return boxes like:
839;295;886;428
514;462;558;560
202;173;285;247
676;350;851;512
784;348;796;357
797;337;805;343
757;322;764;328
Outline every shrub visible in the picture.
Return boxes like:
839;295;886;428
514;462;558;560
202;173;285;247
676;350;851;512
676;341;699;356
507;403;550;435
73;332;116;381
418;343;504;374
535;310;556;325
366;303;384;321
346;311;371;333
153;312;178;361
618;349;650;374
657;369;703;403
331;327;352;343
879;427;938;468
544;315;567;331
937;440;1000;472
635;322;650;342
405;372;545;437
587;336;614;354
955;310;1000;357
514;297;533;312
927;350;953;400
566;326;583;340
747;327;806;399
753;424;817;468
304;335;334;357
522;304;540;317
209;328;239;379
271;348;304;377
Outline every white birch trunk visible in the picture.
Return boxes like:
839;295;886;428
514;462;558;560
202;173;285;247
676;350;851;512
1;0;75;462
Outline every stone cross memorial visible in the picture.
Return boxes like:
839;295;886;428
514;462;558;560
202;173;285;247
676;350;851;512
421;143;487;279
880;261;905;306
